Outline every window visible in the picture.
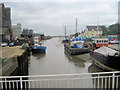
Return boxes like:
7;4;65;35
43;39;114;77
104;40;108;43
98;40;101;43
97;40;98;43
102;40;103;43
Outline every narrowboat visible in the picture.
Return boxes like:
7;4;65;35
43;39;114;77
90;46;120;71
64;37;90;55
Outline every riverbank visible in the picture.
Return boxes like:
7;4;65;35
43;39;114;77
0;44;30;76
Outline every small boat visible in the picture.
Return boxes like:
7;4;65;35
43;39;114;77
90;46;120;71
92;38;108;49
32;36;47;53
64;37;90;55
62;39;69;43
32;45;46;53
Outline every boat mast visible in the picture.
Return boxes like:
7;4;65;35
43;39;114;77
65;26;66;39
97;16;99;38
118;2;120;55
118;24;120;55
75;18;78;37
118;1;120;55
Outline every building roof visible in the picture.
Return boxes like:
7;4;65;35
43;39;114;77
87;26;103;31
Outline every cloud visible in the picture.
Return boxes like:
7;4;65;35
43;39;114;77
3;2;118;36
2;0;120;2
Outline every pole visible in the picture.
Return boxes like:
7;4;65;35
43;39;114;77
97;16;99;37
65;26;66;39
75;18;78;37
118;2;120;55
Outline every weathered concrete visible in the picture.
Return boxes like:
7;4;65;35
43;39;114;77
1;56;18;76
0;44;30;76
0;46;25;59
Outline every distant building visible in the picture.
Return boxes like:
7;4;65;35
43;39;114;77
0;3;12;42
21;29;34;40
82;26;103;38
12;23;22;38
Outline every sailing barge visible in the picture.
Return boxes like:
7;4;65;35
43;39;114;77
64;37;90;55
90;46;120;71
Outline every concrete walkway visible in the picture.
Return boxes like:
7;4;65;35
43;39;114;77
0;46;25;59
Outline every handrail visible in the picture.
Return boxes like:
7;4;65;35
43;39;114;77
0;71;119;79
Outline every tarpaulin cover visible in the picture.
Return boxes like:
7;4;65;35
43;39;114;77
94;46;118;56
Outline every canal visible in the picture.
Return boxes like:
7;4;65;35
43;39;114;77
29;38;104;75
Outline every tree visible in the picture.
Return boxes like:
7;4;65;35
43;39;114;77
100;25;108;35
101;23;119;35
108;24;118;35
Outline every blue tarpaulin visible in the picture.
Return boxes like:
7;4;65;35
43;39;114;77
72;37;85;48
72;37;84;42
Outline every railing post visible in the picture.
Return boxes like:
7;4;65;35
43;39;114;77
20;77;23;89
98;74;99;88
67;79;69;88
5;78;7;89
112;73;115;89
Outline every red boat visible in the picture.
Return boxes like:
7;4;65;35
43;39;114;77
92;38;108;48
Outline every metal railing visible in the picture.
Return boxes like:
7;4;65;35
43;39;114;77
0;71;120;89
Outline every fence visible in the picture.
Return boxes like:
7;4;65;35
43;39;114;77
0;71;120;89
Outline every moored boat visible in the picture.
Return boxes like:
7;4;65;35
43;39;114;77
92;38;108;49
62;38;69;43
32;45;46;53
90;46;120;71
32;36;47;53
64;37;90;55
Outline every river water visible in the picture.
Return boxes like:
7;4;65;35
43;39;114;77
29;38;104;75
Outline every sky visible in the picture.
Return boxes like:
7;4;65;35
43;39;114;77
1;0;120;36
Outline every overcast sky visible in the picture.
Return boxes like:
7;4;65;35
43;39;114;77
1;0;120;36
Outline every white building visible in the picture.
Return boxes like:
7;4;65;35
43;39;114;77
12;23;22;38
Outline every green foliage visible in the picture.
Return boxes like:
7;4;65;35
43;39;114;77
101;23;119;35
101;25;108;35
108;24;118;35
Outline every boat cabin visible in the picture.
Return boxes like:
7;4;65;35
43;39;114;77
34;36;41;46
71;37;85;48
92;38;108;48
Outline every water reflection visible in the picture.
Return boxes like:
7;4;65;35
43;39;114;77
32;53;46;60
88;63;104;73
29;38;97;75
64;51;85;68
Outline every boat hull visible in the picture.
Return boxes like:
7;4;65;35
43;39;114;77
90;51;120;71
32;46;46;53
64;44;90;55
62;39;69;43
